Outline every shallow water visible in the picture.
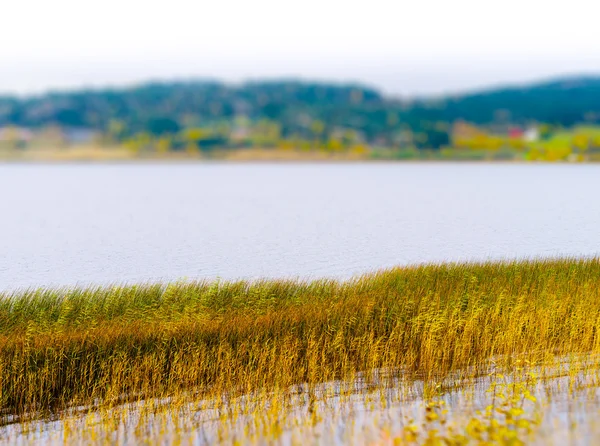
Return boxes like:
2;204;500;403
4;364;600;445
2;163;600;289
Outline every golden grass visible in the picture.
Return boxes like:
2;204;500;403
0;146;136;162
0;146;367;162
220;147;368;161
2;258;600;443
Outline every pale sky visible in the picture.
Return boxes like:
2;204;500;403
2;0;600;97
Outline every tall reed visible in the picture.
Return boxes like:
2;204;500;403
1;258;599;423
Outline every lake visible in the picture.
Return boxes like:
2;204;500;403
1;163;599;290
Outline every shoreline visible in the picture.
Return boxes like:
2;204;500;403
2;255;598;295
1;146;598;164
0;156;595;165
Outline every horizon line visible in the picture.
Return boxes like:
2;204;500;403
2;71;600;101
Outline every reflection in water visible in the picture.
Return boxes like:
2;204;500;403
4;358;600;445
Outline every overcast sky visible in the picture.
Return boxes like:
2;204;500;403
2;0;599;97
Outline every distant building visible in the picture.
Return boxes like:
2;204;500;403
523;126;539;142
508;127;524;139
230;126;250;141
0;126;33;147
64;128;97;144
34;126;67;147
28;126;98;147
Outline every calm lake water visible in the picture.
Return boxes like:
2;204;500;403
1;163;599;290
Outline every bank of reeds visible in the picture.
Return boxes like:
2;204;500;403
1;258;600;424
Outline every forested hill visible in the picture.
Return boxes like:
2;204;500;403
1;76;600;141
0;81;384;133
437;77;600;126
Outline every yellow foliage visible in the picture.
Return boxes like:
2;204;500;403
155;137;171;154
2;259;600;442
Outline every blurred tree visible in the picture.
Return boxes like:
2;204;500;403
186;141;199;156
416;129;450;150
147;118;180;136
310;120;325;139
572;134;590;151
326;138;343;152
156;136;171;154
107;119;127;142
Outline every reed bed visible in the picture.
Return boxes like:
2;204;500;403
2;258;600;443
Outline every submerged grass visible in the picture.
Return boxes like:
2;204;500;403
1;258;600;442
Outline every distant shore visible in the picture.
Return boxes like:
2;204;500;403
1;145;597;163
0;146;367;162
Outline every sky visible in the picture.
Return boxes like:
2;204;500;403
2;0;600;97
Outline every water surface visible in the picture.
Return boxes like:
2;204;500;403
1;163;599;289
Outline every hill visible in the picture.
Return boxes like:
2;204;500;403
436;76;600;125
1;76;600;153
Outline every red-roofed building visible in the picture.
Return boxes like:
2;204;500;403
508;127;524;139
